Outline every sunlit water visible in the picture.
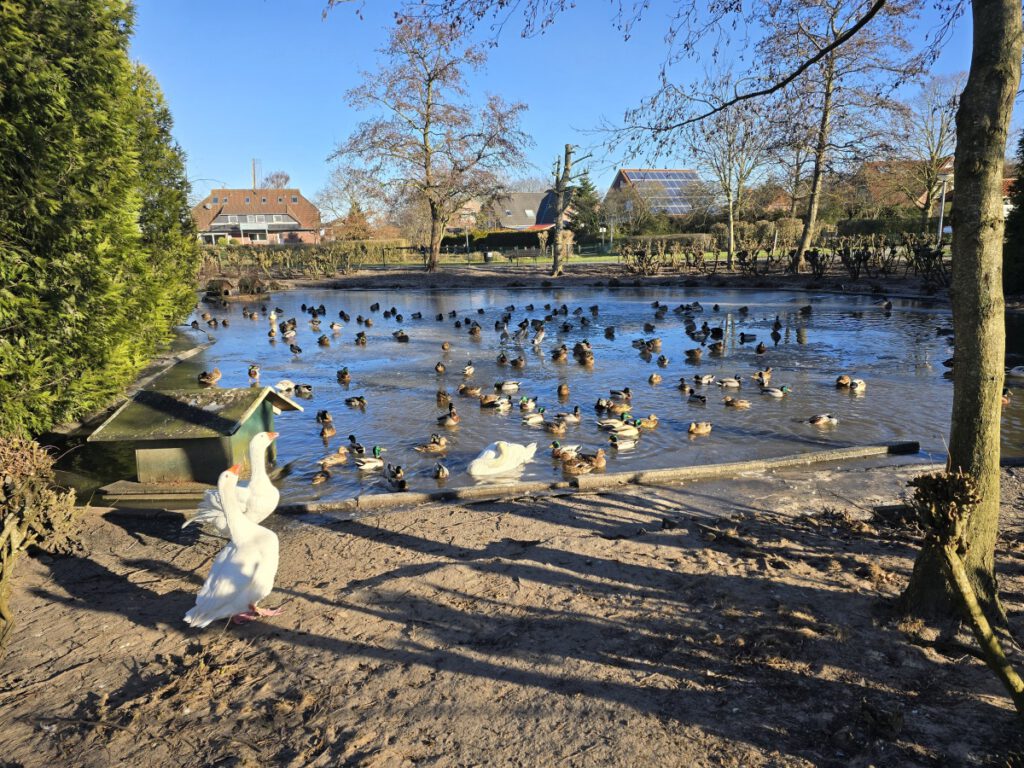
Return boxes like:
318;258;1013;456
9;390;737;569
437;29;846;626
133;287;1024;502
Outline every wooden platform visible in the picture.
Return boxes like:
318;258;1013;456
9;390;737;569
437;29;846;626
96;479;211;508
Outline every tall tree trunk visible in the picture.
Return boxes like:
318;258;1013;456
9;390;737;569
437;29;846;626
551;144;573;277
427;202;442;272
795;67;834;273
903;0;1021;620
727;192;736;270
920;190;933;233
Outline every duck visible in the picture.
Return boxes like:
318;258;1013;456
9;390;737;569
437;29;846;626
760;385;791;398
184;432;281;534
354;332;367;346
320;423;337;440
348;434;366;455
441;340;451;351
384;463;405;483
415;434;449;453
556;406;582;425
544;419;568;435
294;383;313;397
330;321;343;332
462;361;475;377
458;383;482;398
433;462;450;480
723;396;751;409
717;375;742;389
1004;387;1013;406
467;441;537;477
579;447;607;470
393;330;410;343
693;374;715;386
336;367;351;384
318;335;330;347
808;413;838;427
610;387;632;402
849;378;867;393
561;456;594;475
248;365;260;380
275;379;295;393
688;421;713;436
557;383;571;399
311;465;332;485
316;410;332;424
519;396;538;412
436;390;452;408
609;434;637;450
345;395;367;408
634;413;659;429
496;380;521;393
687;389;708;404
435;361;447;374
289;344;303;355
594;398;613;412
656;355;669;368
551;345;569;362
184;465;281;628
550;441;582;460
597;415;627;430
438;403;461;427
522;408;547;426
752;368;773;385
321;445;349;467
835;374;853;388
510;355;526;369
198;368;222;386
649;373;663;385
355;445;386;470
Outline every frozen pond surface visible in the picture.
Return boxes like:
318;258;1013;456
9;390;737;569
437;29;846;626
153;286;1024;503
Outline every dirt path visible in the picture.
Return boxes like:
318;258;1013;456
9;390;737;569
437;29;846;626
2;462;1022;767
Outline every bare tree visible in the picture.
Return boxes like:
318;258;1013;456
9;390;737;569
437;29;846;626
548;144;591;276
504;174;552;192
893;73;963;228
684;75;774;269
261;170;291;188
329;18;530;271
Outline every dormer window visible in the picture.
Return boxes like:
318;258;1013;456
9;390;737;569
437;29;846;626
245;196;251;204
223;196;228;203
212;196;219;203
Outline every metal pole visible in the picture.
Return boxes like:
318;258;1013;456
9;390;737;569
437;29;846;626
936;178;948;242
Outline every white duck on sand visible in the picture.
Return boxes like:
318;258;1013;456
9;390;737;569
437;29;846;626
183;465;282;628
184;432;280;535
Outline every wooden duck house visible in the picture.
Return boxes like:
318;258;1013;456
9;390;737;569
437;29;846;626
88;387;302;486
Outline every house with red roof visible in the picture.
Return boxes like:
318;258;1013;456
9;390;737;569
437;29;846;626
191;188;322;245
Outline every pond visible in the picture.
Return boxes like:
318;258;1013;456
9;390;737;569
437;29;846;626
105;286;1024;503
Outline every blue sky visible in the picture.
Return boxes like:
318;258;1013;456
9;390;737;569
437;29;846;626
131;1;974;200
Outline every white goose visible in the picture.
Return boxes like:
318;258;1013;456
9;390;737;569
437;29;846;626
467;441;537;477
184;432;280;534
184;465;281;628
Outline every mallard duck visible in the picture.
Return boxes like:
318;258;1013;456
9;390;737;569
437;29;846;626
550;441;582;460
561;457;594;475
289;343;303;355
755;342;767;355
348;434;366;455
607;401;631;415
597;416;626;430
556;406;581;425
688;389;708;404
717;375;742;389
657;355;670;367
438;403;460;427
760;385;791;398
294;383;313;397
609;420;640;438
198;368;222;386
267;328;277;339
355;445;386;470
384;463;405;483
519;396;538;411
496;380;520;393
556;383;570;399
330;321;343;332
693;374;715;386
835;374;853;388
337;367;351;384
433;462;450;480
311;465;332;485
1003;387;1013;406
393;330;410;343
634;414;659;429
752;368;773;385
320;423;337;439
609;434;637;450
416;434;449;453
345;395;367;408
462;361;475;377
649;373;663;385
316;409;333;424
441;341;451;351
510;356;526;369
849;378;867;392
685;348;703;361
318;335;330;347
688;421;712;436
808;413;838;427
544;419;568;435
579;447;607;470
435;361;446;374
522;408;547;426
459;383;482;398
723;396;751;409
321;445;349;467
437;390;452;408
248;365;260;379
594;398;613;412
551;346;568;362
610;387;632;402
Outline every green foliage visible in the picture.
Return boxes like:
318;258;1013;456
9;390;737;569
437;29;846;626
0;1;199;436
836;217;929;237
1005;132;1024;295
0;435;79;653
567;172;602;241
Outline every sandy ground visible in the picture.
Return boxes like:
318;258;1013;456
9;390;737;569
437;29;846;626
2;461;1024;767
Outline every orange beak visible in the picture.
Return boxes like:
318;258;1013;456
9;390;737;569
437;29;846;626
228;463;242;475
267;431;279;440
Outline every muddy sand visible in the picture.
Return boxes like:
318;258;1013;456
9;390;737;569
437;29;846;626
2;460;1024;767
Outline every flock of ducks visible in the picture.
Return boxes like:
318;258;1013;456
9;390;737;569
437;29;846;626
192;293;902;493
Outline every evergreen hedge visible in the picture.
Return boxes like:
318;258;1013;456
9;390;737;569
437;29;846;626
0;1;199;436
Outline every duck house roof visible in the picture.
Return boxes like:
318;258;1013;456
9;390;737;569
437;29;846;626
88;387;303;442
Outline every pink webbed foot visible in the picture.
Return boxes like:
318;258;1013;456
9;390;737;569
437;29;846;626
251;603;283;617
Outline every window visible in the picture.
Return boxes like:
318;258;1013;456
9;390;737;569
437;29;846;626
277;196;283;203
290;195;298;203
245;196;251;204
228;215;238;223
212;196;219;203
261;197;267;203
505;210;513;216
256;214;266;222
223;196;228;203
249;232;267;241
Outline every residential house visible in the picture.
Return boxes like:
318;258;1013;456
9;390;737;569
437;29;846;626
192;188;322;245
606;169;703;216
